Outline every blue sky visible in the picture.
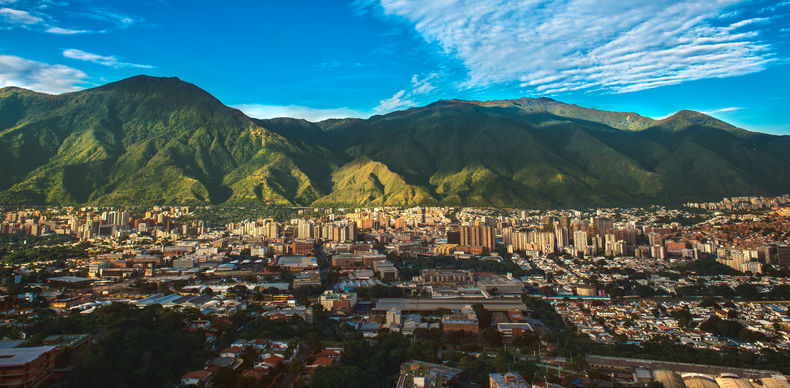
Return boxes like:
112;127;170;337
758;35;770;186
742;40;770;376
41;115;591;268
1;0;789;133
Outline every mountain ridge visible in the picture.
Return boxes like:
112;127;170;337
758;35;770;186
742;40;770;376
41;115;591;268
0;75;787;208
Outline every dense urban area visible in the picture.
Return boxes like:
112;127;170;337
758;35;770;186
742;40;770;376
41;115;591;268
1;195;790;388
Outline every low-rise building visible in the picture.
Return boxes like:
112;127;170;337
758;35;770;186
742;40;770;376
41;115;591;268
0;346;56;388
319;291;358;311
490;372;529;388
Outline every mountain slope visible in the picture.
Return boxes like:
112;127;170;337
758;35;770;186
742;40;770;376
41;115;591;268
1;75;788;208
0;76;332;205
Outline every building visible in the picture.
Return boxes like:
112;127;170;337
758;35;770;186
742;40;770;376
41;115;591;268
292;270;321;288
489;372;529;388
574;284;597;296
291;240;314;255
496;322;534;341
476;274;524;294
373;260;399;281
181;370;213;386
651;370;685;388
277;256;318;271
332;253;362;268
573;230;588;254
0;346;56;388
419;269;474;286
319;291;358;311
775;244;790;267
460;225;495;251
441;305;479;334
374;298;527;314
397;360;463;388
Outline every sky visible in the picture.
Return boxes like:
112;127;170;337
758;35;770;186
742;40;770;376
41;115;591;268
1;0;789;133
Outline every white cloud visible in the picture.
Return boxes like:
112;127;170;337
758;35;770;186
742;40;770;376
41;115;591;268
0;7;41;24
374;0;776;94
0;54;87;94
0;2;138;33
702;106;741;114
233;104;368;122
374;90;415;113
46;26;88;34
63;49;152;69
374;72;439;113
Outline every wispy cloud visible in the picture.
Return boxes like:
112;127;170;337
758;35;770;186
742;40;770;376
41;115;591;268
63;49;152;69
46;26;88;34
0;2;142;34
375;90;415;113
0;6;41;24
374;72;439;113
233;104;368;121
373;0;777;94
0;5;92;34
0;54;87;94
702;106;741;114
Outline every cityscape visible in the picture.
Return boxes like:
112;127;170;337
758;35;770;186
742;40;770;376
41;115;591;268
2;0;790;387
0;195;788;387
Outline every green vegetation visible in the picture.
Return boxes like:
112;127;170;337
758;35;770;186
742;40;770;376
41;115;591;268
311;330;441;388
522;296;566;332
676;258;742;276
699;316;744;338
17;303;208;388
388;254;523;280
3;76;790;207
0;235;88;263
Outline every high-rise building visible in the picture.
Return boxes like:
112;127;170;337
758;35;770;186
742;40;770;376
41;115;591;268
460;225;495;250
297;220;313;239
554;223;569;248
573;230;588;253
776;244;790;267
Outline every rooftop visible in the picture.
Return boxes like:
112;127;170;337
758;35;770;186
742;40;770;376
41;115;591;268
0;346;55;366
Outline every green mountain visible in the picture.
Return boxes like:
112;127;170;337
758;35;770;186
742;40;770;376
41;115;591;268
1;75;788;208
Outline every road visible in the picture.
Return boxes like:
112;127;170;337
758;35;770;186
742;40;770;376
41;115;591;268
271;344;311;388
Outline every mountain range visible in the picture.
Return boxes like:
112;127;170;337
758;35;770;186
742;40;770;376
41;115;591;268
1;75;788;208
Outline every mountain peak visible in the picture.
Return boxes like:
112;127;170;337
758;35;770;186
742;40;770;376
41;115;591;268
94;75;192;91
0;86;45;97
86;74;240;115
659;109;745;134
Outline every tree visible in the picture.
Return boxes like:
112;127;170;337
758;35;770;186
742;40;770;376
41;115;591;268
672;308;693;328
699;316;744;338
471;303;492;329
482;328;502;347
289;360;304;374
735;283;760;300
539;286;557;296
64;303;208;388
306;332;322;352
227;285;249;299
739;328;767;343
513;331;539;352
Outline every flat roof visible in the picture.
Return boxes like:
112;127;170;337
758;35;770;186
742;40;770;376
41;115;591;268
47;275;94;283
277;256;317;266
373;297;526;312
586;355;782;378
0;346;55;366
